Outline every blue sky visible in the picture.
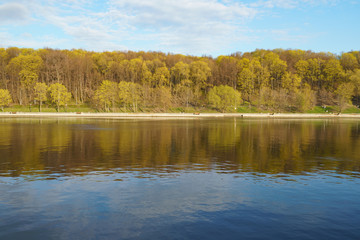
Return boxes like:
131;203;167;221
0;0;359;56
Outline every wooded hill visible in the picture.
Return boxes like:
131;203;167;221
0;47;359;112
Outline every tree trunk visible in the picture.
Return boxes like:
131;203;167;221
19;88;22;105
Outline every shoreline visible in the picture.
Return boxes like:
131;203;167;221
1;112;360;119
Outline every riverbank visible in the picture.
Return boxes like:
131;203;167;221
1;112;360;118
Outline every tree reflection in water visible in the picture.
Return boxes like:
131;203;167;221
0;118;359;178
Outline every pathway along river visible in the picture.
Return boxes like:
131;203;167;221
0;118;360;239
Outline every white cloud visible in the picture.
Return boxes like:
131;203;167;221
14;0;258;54
0;31;68;49
26;1;123;50
0;3;30;24
0;0;344;55
270;29;311;42
252;0;338;9
109;0;257;26
101;0;258;54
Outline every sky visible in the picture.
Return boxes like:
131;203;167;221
0;0;359;56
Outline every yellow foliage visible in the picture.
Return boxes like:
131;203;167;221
48;83;72;112
0;89;12;111
94;80;118;111
208;85;241;112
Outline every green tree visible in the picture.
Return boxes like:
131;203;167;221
140;61;154;103
190;60;212;105
48;83;72;112
350;69;360;106
7;54;43;104
306;58;324;89
153;86;172;110
237;58;250;72
238;67;255;102
295;60;309;81
0;89;12;111
92;52;109;76
153;66;170;87
173;79;193;108
340;53;358;71
14;54;43;88
34;82;48;112
259;87;276;110
335;82;355;112
0;49;9;89
350;69;360;94
208;85;242;112
94;80;118;112
170;61;190;86
263;52;287;90
129;58;144;84
281;73;301;92
295;84;316;112
323;58;345;90
250;58;270;90
118;81;143;112
190;60;211;90
215;56;239;88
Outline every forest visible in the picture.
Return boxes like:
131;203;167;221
0;47;359;113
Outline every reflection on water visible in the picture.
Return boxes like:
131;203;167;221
0;118;360;239
0;118;359;178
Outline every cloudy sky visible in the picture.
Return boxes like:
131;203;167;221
0;0;359;56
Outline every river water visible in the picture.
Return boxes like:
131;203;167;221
0;118;359;239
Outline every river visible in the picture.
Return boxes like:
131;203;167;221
0;118;359;239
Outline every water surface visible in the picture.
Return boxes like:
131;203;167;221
0;118;360;239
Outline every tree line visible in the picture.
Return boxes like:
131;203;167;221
0;47;359;112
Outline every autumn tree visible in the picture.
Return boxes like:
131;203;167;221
48;83;72;112
0;89;12;111
34;82;48;112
